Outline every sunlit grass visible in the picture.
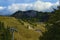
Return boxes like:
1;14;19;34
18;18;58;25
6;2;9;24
0;16;46;40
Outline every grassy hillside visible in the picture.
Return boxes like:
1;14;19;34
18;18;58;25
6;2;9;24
0;16;46;40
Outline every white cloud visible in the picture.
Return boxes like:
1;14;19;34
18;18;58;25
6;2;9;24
8;0;59;12
8;3;33;12
0;6;6;10
52;1;59;9
32;1;53;12
33;1;59;12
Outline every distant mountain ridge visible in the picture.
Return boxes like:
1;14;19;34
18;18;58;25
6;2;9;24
11;10;37;18
11;10;50;22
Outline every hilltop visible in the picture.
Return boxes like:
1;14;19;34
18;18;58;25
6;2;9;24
11;10;50;22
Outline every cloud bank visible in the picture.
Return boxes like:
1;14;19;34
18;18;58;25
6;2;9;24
8;0;59;13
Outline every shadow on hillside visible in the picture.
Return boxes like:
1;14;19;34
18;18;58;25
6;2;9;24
39;22;60;40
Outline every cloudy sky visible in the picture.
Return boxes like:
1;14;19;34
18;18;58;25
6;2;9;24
0;0;59;15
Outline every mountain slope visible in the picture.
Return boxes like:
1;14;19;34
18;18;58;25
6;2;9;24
11;10;50;22
0;16;46;40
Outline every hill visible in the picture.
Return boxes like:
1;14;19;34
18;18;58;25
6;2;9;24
11;10;50;22
0;16;46;40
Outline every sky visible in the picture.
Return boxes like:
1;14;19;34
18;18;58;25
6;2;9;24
0;0;59;15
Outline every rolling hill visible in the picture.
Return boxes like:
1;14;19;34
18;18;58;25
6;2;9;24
0;16;46;40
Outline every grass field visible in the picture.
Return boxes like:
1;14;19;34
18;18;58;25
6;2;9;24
0;16;47;40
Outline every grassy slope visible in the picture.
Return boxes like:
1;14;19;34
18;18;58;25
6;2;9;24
0;16;46;40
